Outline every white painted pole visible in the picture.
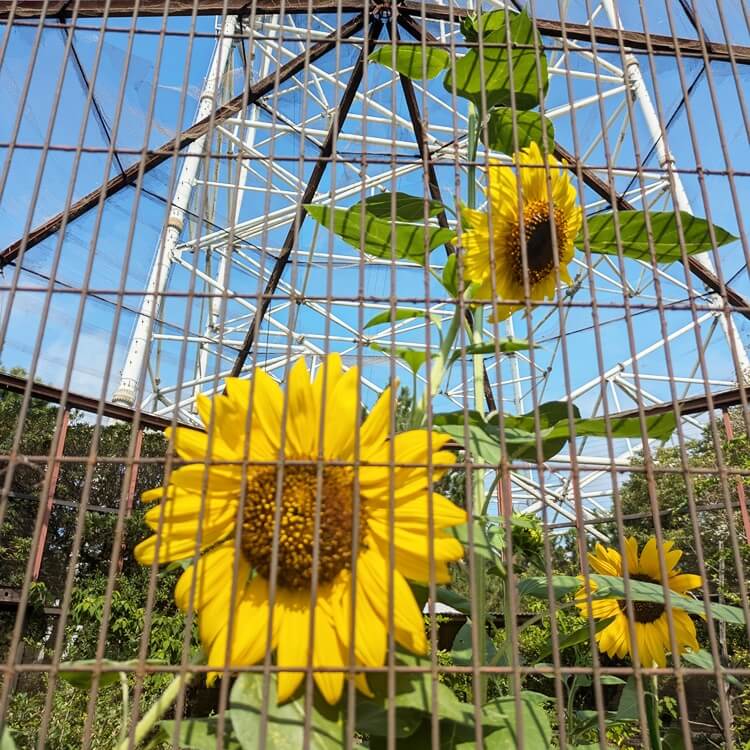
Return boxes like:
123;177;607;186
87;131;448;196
112;16;239;406
194;16;277;402
600;0;750;374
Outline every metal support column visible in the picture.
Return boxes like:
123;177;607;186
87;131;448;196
112;16;239;406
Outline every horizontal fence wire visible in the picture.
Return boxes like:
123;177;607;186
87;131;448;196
0;1;749;749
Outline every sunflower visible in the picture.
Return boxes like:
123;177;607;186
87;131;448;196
576;537;702;667
460;141;582;320
136;355;466;705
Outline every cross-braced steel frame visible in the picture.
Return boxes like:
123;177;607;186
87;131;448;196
0;0;748;536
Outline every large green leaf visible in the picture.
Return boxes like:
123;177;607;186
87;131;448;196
369;43;450;80
461;693;553;749
580;211;738;262
57;658;164;689
159;719;241;750
615;677;641;722
444;10;548;112
450;517;498;563
681;648;742;688
451;620;498;666
588;575;746;626
485;107;555;154
518;575;581;600
447;339;535;366
1;728;18;750
306;204;455;265
229;672;345;749
368;343;437;374
357;192;446;222
434;404;677;466
364;308;431;330
524;574;746;626
536;617;615;660
359;654;474;736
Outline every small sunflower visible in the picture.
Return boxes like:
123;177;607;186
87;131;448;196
136;355;466;704
461;141;582;320
576;537;702;667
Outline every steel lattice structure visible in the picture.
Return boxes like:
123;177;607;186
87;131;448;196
0;3;748;530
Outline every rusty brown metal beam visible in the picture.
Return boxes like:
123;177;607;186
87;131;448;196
0;372;182;430
551;143;750;320
396;17;750;321
0;13;365;269
3;2;749;64
230;17;382;376
611;386;747;420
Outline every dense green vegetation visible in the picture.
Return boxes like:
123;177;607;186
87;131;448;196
0;379;748;747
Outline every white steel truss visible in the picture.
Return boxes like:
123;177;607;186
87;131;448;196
102;3;749;530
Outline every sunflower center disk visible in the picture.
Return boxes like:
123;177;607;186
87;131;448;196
509;200;568;287
619;575;666;624
241;465;362;589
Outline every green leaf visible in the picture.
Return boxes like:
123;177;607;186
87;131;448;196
599;675;627;686
433;416;501;467
369;43;450;80
537;617;615;660
615;677;640;722
364;308;429;329
57;659;164;689
447;339;535;367
358;192;446;222
368;343;436;374
1;728;18;750
477;693;554;748
159;719;241;750
435;586;472;617
580;211;738;262
450;517;498;562
360;654;474;735
444;9;548;112
229;672;345;749
485;107;555;154
442;254;458;296
588;574;746;626
681;648;742;688
306;204;455;265
451;620;498;666
518;575;581;600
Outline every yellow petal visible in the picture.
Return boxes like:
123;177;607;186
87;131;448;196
207;576;274;676
168;461;244;495
312;600;347;705
321;365;360;461
669;573;702;594
275;589;312;703
371;494;467;529
357;546;428;654
135;509;233;565
284;357;317;458
359;386;393;457
226;371;283;455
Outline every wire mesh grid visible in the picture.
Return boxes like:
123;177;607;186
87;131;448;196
0;0;749;748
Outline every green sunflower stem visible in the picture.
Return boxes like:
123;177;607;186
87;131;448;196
115;669;195;750
646;674;663;750
465;105;491;704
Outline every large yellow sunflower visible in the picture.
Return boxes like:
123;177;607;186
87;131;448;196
576;537;702;667
461;141;582;320
136;355;466;705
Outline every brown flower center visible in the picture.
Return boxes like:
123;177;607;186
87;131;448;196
508;200;569;286
240;466;364;589
619;574;665;624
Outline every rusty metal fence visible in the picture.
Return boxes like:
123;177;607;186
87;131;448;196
0;1;749;748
